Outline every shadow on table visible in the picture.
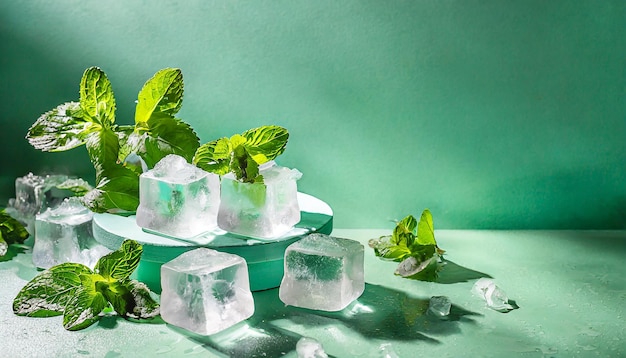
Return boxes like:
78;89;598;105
174;284;479;356
0;245;27;263
436;259;492;284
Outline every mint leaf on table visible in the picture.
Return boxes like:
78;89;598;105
0;210;30;257
193;125;289;183
13;263;92;317
13;239;159;331
369;209;445;281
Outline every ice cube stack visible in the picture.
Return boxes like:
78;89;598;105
32;197;111;269
160;248;255;335
136;154;220;238
279;233;365;311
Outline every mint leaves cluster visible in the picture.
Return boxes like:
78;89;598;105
13;240;159;331
27;67;291;211
369;209;445;281
0;210;29;257
27;67;200;213
193;125;289;183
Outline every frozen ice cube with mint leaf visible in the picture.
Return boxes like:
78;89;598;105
279;233;365;311
160;248;255;335
136;154;220;239
218;163;302;239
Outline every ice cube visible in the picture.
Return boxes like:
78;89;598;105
279;233;364;311
32;197;111;269
296;337;328;358
378;343;400;358
472;278;515;312
218;164;302;239
6;173;70;233
160;248;255;335
136;154;220;238
428;296;451;317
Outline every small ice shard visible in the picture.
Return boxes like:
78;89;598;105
428;295;451;317
472;278;516;312
136;154;220;238
378;343;399;358
279;233;364;311
160;248;255;335
296;337;328;358
32;197;111;269
217;164;302;239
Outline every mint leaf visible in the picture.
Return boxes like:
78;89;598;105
0;210;29;256
193;137;232;175
122;280;160;319
56;178;93;197
13;263;92;317
26;102;93;152
80;67;116;126
240;125;289;164
392;215;417;246
230;144;261;183
81;129;140;213
370;209;445;281
95;240;142;281
135;68;184;124
62;285;108;331
130;114;200;168
416;209;436;246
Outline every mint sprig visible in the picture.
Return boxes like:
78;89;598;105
368;209;445;281
193;125;289;183
13;240;159;331
27;67;200;213
0;210;30;257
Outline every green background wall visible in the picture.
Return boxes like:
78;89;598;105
1;0;624;229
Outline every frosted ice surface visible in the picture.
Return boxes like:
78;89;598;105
217;164;302;239
32;197;111;269
136;154;220;238
472;278;515;312
296;337;328;358
160;248;254;335
279;233;364;311
428;296;451;317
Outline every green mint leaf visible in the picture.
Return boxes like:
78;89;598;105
241;125;289;164
27;102;93;152
121;280;160;319
230;144;261;183
56;178;93;197
135;68;184;125
392;215;417;247
416;209;437;246
368;236;412;261
98;279;131;317
0;210;29;248
193;137;232;175
13;263;92;317
79;67;116;126
94;240;142;281
62;285;108;331
81;129;139;213
129;114;200;168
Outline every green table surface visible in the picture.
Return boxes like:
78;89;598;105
1;230;625;357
